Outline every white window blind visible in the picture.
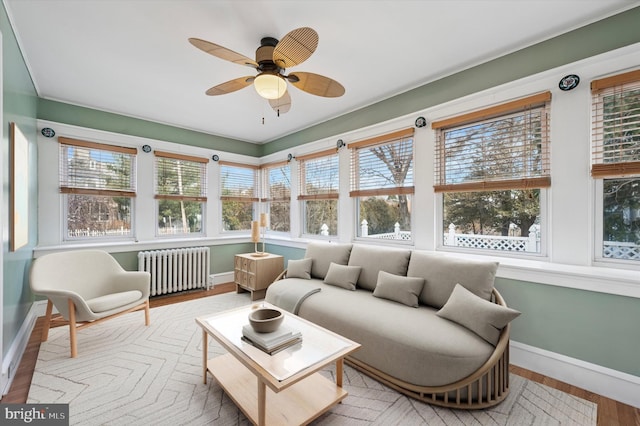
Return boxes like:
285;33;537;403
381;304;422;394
261;161;290;201
220;161;259;201
432;92;551;193
155;151;208;201
297;149;339;200
349;128;415;197
591;69;640;178
59;137;136;197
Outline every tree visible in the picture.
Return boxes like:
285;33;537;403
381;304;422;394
365;141;413;230
442;112;542;237
156;158;204;233
603;179;640;242
359;197;400;235
600;87;640;244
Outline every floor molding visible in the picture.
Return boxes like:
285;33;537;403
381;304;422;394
1;303;39;396
510;340;640;408
209;271;234;287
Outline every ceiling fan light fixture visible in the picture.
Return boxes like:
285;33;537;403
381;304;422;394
254;73;286;99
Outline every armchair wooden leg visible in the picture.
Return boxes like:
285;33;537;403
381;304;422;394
42;300;54;342
68;299;78;358
144;300;150;326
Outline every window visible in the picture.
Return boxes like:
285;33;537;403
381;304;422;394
155;151;207;235
59;137;136;240
592;70;640;263
433;92;551;254
297;149;339;236
261;161;291;232
220;162;258;231
349;128;414;242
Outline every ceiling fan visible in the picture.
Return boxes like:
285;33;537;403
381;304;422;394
189;27;345;115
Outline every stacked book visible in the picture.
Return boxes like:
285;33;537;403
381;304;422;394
242;324;302;355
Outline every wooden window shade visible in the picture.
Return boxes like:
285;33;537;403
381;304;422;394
591;70;640;178
349;128;415;197
155;151;208;201
297;149;339;201
434;92;551;193
154;150;209;164
220;162;258;202
59;138;136;197
261;162;291;202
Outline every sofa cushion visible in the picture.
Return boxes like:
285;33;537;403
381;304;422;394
323;262;361;290
407;251;498;308
373;271;424;307
437;284;520;345
86;290;143;313
287;258;313;280
347;244;412;291
305;242;353;280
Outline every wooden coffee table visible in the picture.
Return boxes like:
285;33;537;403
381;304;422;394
196;303;360;426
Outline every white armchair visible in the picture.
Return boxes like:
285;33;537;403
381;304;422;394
30;250;151;358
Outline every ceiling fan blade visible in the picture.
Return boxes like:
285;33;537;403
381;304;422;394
273;27;318;69
189;38;258;68
205;76;254;96
269;90;291;115
288;72;345;98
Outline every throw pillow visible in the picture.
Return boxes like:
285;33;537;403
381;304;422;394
287;258;313;280
372;271;424;307
436;284;521;346
323;262;361;290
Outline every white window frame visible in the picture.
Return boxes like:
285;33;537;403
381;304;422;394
59;137;137;242
433;92;551;257
297;149;339;238
591;69;640;266
260;161;291;235
349;128;415;245
219;161;259;233
154;150;208;237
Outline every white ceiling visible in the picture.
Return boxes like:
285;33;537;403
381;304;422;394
5;0;638;144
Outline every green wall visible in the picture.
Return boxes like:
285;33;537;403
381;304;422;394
495;279;640;376
110;243;256;274
37;98;261;157
2;3;39;357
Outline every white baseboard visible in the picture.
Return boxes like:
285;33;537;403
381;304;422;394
510;340;640;408
1;303;39;396
209;271;234;287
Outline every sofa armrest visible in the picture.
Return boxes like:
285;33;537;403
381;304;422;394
273;269;288;282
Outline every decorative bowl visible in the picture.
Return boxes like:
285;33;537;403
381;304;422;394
248;308;284;333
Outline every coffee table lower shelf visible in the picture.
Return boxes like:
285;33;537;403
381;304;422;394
207;353;348;425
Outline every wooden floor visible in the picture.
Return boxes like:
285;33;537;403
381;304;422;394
2;283;639;426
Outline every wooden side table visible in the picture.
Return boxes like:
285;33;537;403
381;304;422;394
234;253;284;301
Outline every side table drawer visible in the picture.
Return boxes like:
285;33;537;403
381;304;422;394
246;273;256;289
234;270;247;286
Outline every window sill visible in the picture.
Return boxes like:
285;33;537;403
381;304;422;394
33;235;252;257
438;251;640;299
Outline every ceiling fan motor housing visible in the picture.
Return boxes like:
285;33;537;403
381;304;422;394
256;37;279;71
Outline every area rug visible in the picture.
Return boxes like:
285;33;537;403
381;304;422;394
29;292;597;425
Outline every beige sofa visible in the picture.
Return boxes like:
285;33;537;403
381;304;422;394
265;242;519;409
